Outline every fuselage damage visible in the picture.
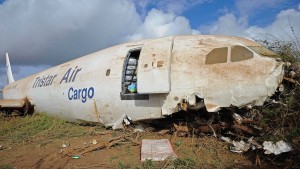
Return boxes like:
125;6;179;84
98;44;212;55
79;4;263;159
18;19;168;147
2;35;284;128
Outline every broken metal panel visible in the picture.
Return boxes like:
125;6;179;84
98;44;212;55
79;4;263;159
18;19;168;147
141;139;177;161
0;99;25;108
263;140;293;155
137;37;173;94
265;62;284;96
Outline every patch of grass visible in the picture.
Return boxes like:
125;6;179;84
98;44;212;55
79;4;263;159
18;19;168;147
0;164;14;169
288;127;300;138
117;161;130;169
257;84;300;142
142;159;156;169
0;113;88;143
172;158;197;169
125;145;132;155
137;158;198;169
109;154;121;163
94;124;106;131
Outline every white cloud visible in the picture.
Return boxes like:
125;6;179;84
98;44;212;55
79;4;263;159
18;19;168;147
0;0;197;87
127;9;199;41
160;0;206;14
246;5;300;41
202;13;248;37
0;0;141;66
134;0;208;15
201;3;300;42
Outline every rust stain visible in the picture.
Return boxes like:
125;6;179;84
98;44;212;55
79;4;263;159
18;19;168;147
205;103;219;111
157;61;164;68
93;100;101;123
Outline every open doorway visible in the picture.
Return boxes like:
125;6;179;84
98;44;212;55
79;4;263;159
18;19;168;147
121;49;149;100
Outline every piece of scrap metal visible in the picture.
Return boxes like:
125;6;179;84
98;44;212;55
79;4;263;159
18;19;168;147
141;139;177;161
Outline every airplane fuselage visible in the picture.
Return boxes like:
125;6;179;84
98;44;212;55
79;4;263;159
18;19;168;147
3;35;284;128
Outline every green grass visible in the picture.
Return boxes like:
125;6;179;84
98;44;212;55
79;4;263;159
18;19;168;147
134;158;198;169
0;164;14;169
0;113;88;143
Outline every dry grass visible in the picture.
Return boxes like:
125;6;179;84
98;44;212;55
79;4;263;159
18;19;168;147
0;113;89;144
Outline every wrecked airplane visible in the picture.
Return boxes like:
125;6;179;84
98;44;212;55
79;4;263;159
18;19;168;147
1;35;284;129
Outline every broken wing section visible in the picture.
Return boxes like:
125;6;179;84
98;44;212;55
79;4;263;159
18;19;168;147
137;37;173;94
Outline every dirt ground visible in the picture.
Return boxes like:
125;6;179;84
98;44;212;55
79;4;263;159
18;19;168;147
0;127;262;169
1;112;299;169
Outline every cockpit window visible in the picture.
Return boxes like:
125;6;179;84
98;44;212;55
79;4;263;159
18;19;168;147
248;46;278;58
231;45;253;62
205;47;228;64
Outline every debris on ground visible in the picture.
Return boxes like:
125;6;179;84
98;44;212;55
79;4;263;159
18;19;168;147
263;140;293;155
133;123;146;133
158;129;170;135
62;141;70;148
220;136;263;153
230;140;251;153
60;135;140;157
141;139;177;161
90;130;112;136
72;155;80;159
91;139;97;145
62;144;68;148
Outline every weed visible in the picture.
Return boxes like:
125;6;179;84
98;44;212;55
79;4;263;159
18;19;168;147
125;145;131;154
288;127;300;138
117;161;130;169
142;160;156;169
140;158;198;169
254;24;300;62
172;158;196;169
109;155;121;163
94;124;106;131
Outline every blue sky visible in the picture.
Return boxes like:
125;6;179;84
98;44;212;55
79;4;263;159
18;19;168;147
134;0;300;29
185;0;279;28
0;0;300;87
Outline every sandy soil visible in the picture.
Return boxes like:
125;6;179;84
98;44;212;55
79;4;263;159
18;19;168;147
0;129;257;169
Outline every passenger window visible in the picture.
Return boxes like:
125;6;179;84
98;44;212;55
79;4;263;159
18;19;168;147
231;45;253;62
205;47;228;64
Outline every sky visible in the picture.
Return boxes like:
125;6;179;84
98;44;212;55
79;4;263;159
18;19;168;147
0;0;300;88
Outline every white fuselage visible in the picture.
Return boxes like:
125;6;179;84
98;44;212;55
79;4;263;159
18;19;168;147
3;35;284;128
